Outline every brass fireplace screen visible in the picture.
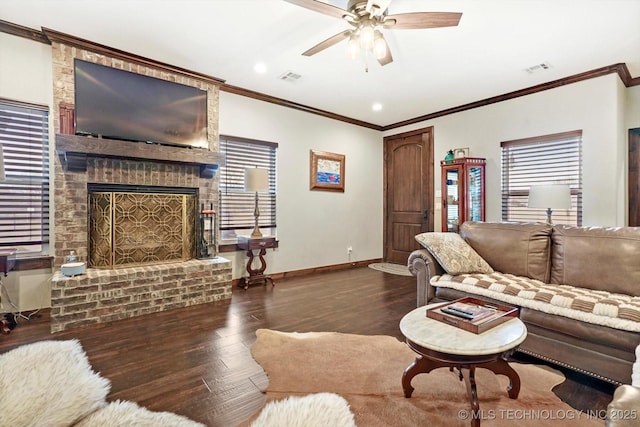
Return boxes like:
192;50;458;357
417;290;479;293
88;191;197;268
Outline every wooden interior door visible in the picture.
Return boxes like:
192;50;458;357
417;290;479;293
630;128;640;226
384;128;434;264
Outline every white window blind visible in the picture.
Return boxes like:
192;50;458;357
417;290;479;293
501;130;582;226
219;135;277;233
0;99;50;253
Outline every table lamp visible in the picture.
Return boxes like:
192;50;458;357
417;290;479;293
528;184;571;225
244;167;269;238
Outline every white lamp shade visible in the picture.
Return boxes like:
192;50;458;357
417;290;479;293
528;184;571;209
0;144;5;181
244;167;269;192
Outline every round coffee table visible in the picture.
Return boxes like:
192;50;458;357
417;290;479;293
400;303;527;427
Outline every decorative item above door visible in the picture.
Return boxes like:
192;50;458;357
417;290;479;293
453;147;469;158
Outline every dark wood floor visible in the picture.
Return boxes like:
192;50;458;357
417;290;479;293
0;266;615;426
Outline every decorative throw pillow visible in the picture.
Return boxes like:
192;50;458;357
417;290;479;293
0;339;111;427
415;232;494;275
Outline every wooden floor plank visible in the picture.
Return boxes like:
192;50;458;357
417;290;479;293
0;266;613;426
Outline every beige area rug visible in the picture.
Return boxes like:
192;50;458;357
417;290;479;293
244;329;604;427
368;262;413;277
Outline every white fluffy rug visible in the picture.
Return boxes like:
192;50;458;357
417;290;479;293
0;339;204;427
250;393;356;427
76;400;204;427
368;262;413;277
0;339;111;427
633;344;640;386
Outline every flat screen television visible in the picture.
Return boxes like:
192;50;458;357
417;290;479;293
74;59;208;149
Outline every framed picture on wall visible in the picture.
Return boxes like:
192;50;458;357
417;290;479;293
310;150;345;192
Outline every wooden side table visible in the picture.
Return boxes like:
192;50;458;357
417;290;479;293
237;236;277;290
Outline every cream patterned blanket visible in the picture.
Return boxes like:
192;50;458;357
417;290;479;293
432;272;640;333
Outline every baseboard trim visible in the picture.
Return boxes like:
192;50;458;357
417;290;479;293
231;258;382;288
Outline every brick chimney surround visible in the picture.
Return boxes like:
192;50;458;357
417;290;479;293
47;30;232;333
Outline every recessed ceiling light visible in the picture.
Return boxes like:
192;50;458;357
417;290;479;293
372;103;383;111
254;62;268;74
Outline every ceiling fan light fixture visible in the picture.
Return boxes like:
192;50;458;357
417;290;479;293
286;0;461;68
373;30;387;59
348;33;360;60
359;22;375;50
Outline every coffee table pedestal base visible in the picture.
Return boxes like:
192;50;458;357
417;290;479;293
402;340;520;427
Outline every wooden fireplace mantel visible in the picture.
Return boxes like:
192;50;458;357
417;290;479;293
55;134;224;178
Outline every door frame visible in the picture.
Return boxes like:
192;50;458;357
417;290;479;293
383;126;435;262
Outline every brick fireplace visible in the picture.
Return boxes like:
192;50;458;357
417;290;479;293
47;30;232;332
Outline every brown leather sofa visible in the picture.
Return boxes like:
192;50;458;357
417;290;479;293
408;221;640;386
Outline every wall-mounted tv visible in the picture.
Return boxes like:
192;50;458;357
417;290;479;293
74;59;208;149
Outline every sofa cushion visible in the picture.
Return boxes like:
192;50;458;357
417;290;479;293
460;221;552;282
431;272;640;332
415;232;493;275
520;307;640;354
550;225;640;296
0;339;111;427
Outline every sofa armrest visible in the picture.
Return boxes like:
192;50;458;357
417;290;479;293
408;249;445;307
606;385;640;427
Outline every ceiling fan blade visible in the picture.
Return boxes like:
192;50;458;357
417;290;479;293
377;46;393;66
302;30;351;56
384;12;462;30
283;0;350;20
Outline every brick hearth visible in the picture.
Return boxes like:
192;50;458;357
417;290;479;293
50;258;231;332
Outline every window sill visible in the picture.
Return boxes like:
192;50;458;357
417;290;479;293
15;256;53;272
0;253;52;274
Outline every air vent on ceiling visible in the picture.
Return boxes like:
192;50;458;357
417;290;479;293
525;62;552;74
279;71;302;82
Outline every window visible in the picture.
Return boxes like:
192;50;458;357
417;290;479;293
219;135;277;239
0;99;50;254
501;130;582;226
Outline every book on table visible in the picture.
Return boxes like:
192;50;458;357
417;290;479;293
439;301;497;322
427;297;519;334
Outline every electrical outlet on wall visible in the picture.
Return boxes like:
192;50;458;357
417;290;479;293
347;246;353;254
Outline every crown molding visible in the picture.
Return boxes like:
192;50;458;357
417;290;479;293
381;63;639;131
1;20;637;132
0;19;49;43
41;27;226;86
220;83;382;130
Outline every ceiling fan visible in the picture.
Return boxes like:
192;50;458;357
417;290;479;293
283;0;462;66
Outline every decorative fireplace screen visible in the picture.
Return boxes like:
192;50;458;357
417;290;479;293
88;190;197;268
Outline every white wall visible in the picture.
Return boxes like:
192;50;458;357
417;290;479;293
384;74;630;229
626;85;640;131
0;32;53;311
2;29;640;304
219;93;384;278
0;33;52;104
